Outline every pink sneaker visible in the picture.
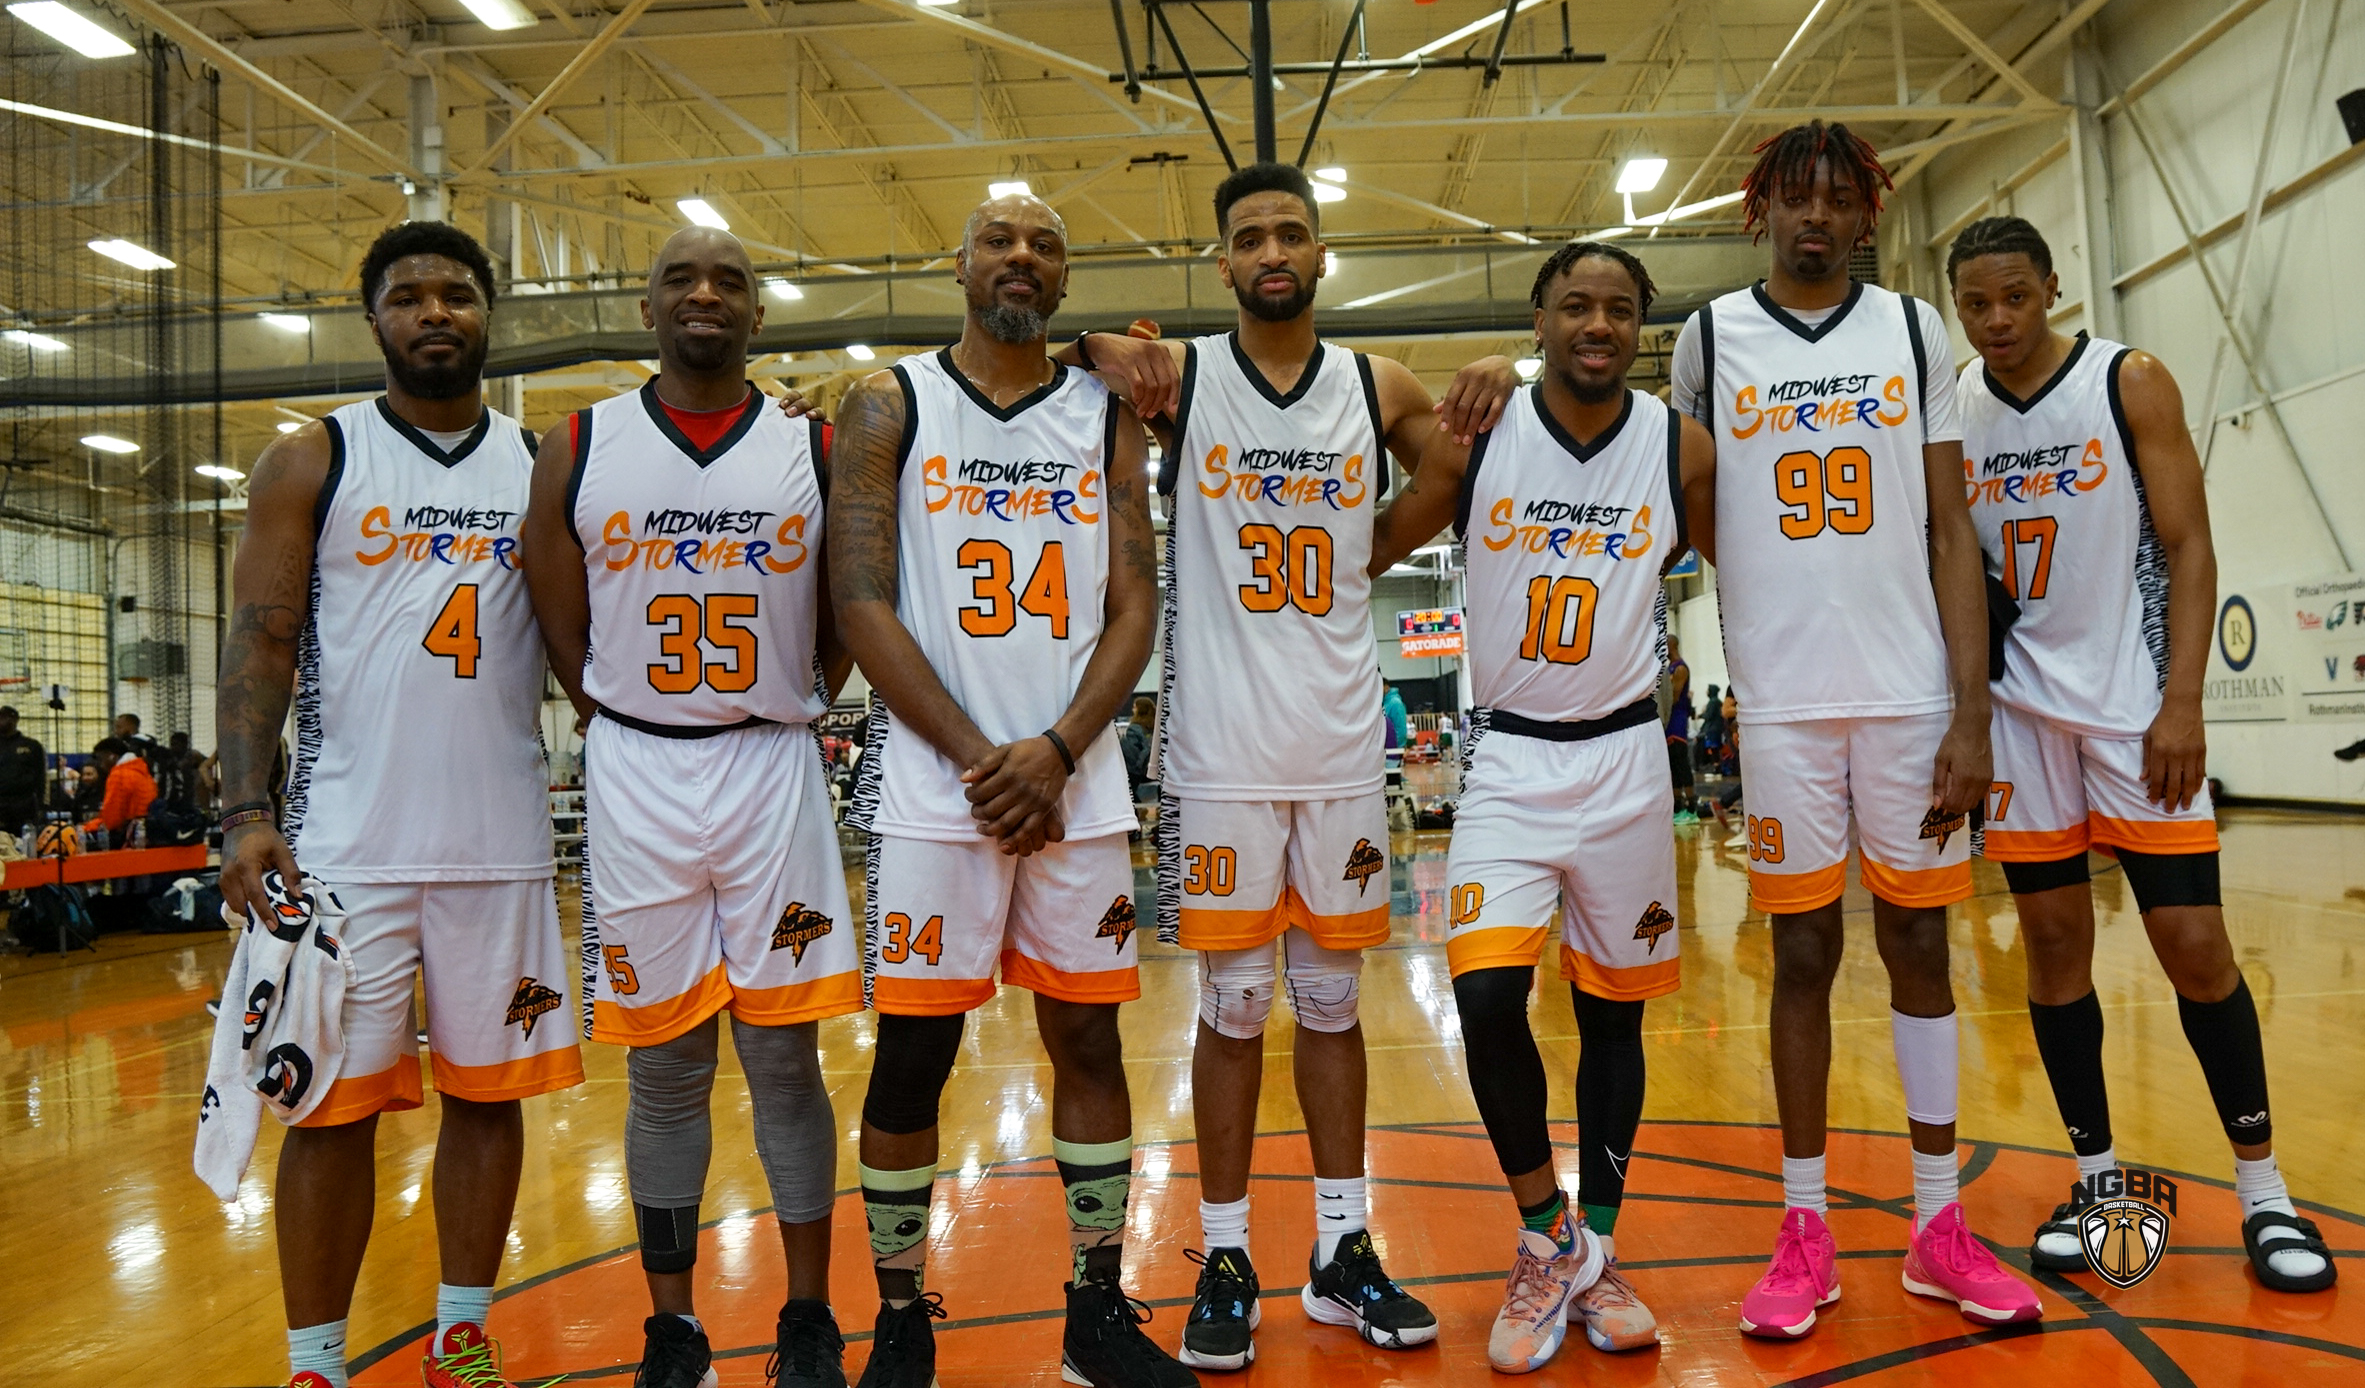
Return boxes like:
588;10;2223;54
1738;1208;1840;1338
1903;1202;2043;1325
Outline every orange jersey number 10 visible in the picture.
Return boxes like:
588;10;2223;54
1774;445;1875;539
646;593;761;693
958;539;1072;639
1519;575;1599;665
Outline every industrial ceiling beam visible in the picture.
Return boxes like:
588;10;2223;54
457;0;659;181
851;0;1223;123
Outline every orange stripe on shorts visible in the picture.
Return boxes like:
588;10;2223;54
999;949;1141;1005
1859;856;1974;909
2088;813;2219;856
1748;862;1847;914
1558;945;1681;1001
295;1052;423;1128
430;1045;585;1103
1445;926;1549;978
730;970;865;1026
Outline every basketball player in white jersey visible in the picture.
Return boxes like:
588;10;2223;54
521;226;863;1388
1670;122;2040;1336
825;193;1193;1388
216;222;582;1388
1950;217;2334;1294
1061;161;1518;1371
1368;242;1716;1371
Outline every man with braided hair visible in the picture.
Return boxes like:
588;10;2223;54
1949;216;2334;1294
1372;240;1715;1371
1670;121;2040;1337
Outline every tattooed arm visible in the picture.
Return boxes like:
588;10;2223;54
216;424;332;917
523;419;594;723
962;402;1158;849
829;371;999;770
812;436;855;702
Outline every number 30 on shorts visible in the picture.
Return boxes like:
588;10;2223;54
1744;815;1785;864
1181;845;1236;896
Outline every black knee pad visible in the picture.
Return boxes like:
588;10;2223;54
636;1201;700;1275
2002;852;2090;896
2114;848;2220;913
862;1011;966;1135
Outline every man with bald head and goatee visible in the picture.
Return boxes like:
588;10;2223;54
523;225;864;1388
826;193;1193;1387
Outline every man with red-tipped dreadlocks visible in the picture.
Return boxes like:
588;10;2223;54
1670;120;2042;1338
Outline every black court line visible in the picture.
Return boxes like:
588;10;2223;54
347;1120;2365;1383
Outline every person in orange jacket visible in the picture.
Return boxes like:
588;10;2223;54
84;737;156;846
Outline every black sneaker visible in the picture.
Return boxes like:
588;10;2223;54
2030;1180;2095;1272
853;1293;944;1388
768;1300;848;1387
634;1314;719;1388
1060;1275;1199;1387
1299;1229;1438;1350
1179;1247;1260;1371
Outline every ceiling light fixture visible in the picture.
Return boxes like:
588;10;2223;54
986;180;1031;198
1323;251;1338;277
765;279;804;301
88;238;173;271
195;464;244;480
676;198;729;230
453;0;537;30
915;0;959;7
4;329;66;352
1312;167;1346;184
846;344;876;361
259;313;310;334
6;2;134;58
1615;157;1668;194
81;434;139;453
1310;182;1346;204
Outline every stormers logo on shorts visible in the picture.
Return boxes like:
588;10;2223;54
1342;838;1386;896
2078;1168;2178;1289
1096;896;1138;952
1918;805;1967;853
1632;901;1676;954
505;977;563;1038
771;901;835;963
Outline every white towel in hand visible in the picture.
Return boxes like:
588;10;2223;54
193;872;355;1200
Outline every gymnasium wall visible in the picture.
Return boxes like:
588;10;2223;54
1902;0;2365;803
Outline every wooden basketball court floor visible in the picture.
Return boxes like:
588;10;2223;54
8;806;2364;1386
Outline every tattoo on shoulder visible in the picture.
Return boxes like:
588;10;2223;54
827;377;907;606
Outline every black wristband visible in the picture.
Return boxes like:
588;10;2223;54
221;799;272;817
1073;333;1097;370
1041;727;1076;774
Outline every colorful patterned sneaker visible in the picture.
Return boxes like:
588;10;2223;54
1738;1208;1840;1339
1486;1226;1607;1373
421;1323;530;1388
1903;1202;2044;1324
1300;1229;1439;1350
1179;1247;1262;1370
1575;1262;1659;1352
2030;1180;2096;1272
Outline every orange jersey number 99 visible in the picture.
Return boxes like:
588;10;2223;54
1774;446;1875;539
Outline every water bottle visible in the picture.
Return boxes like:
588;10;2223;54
130;816;147;849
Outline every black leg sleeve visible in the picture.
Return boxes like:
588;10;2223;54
1570;988;1647;1210
1452;967;1553;1176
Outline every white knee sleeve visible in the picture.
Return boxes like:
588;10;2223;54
1282;931;1363;1034
1890;1008;1960;1126
1199;942;1277;1040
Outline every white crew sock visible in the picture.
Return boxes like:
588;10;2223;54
1313;1176;1368;1267
2235;1154;2329;1281
434;1283;493;1350
1912;1148;1961;1233
287;1320;349;1388
1781;1155;1828;1219
2076;1147;2118;1184
1199;1195;1252;1254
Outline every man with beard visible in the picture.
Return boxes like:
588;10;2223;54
1057;160;1516;1371
1367;240;1715;1371
827;193;1191;1388
522;225;863;1388
213;220;582;1388
1669;122;2037;1338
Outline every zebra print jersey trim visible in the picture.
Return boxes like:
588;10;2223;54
2126;445;2173;690
281;565;326;857
1153;526;1185;945
859;830;884;1010
1460;705;1491;780
844;698;889;835
576;826;603;1040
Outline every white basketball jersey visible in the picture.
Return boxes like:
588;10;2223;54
286;398;551;882
1689;282;1952;722
569;381;828;729
849;350;1133;842
1158;334;1386;799
1459;388;1682;722
1960;336;2166;736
